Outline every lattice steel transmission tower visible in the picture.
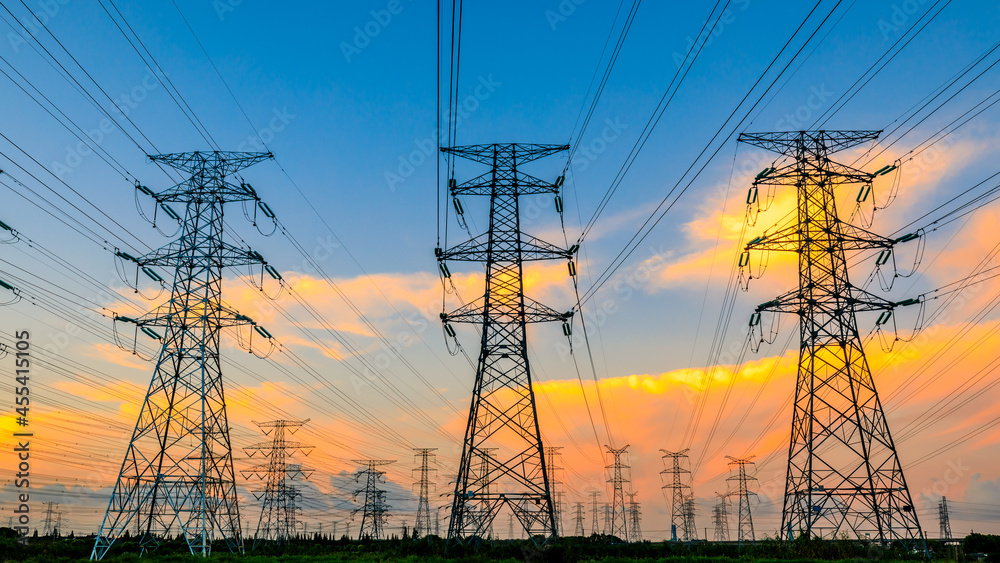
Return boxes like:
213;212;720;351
726;456;757;546
939;497;952;540
93;151;276;559
740;131;925;549
413;448;437;537
589;492;601;536
606;445;631;542
712;493;730;542
438;143;573;542
353;460;395;540
661;449;696;541
573;502;586;536
42;502;57;537
242;420;314;548
546;446;564;535
627;492;642;542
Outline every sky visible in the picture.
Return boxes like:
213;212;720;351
0;0;999;541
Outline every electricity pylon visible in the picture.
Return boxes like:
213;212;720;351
242;420;315;548
573;502;586;536
42;502;57;537
740;131;925;549
627;492;642;542
93;151;276;559
726;456;757;546
589;491;601;536
413;448;437;537
605;445;631;542
939;497;952;540
712;493;730;542
353;460;395;540
438;143;573;542
660;449;694;541
545;446;564;535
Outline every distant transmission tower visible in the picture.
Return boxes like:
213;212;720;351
605;445;631;542
413;448;437;538
939;497;952;540
42;502;57;537
740;131;925;549
589;491;601;536
627;492;642;542
438;143;573;542
353;460;395;540
712;493;730;542
242;420;314;548
545;446;564;535
93;151;276;559
573;502;586;536
726;456;757;546
660;449;695;541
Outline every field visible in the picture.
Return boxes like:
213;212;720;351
2;532;997;563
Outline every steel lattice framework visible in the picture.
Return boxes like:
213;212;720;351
712;493;730;542
92;151;275;559
726;456;757;546
605;445;631;542
573;502;586;537
740;131;925;549
353;460;395;540
412;448;437;537
242;420;314;548
660;449;695;541
438;143;572;543
626;492;642;542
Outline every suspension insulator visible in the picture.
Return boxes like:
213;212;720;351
856;184;872;202
257;200;276;218
439;262;452;278
140;327;162;341
749;312;761;326
875;249;892;266
115;250;137;262
739;251;751;268
876;311;892;326
453;197;464;215
142;267;163;282
746;186;758;205
561;321;572;336
554;195;563;214
444;323;456;338
160;203;181;221
567;261;576;277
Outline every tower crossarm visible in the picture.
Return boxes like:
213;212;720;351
118;300;268;329
744;221;906;253
133;239;270;268
442;296;572;324
441;143;568;166
148;151;273;183
753;285;902;316
737;131;881;155
439;233;572;262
